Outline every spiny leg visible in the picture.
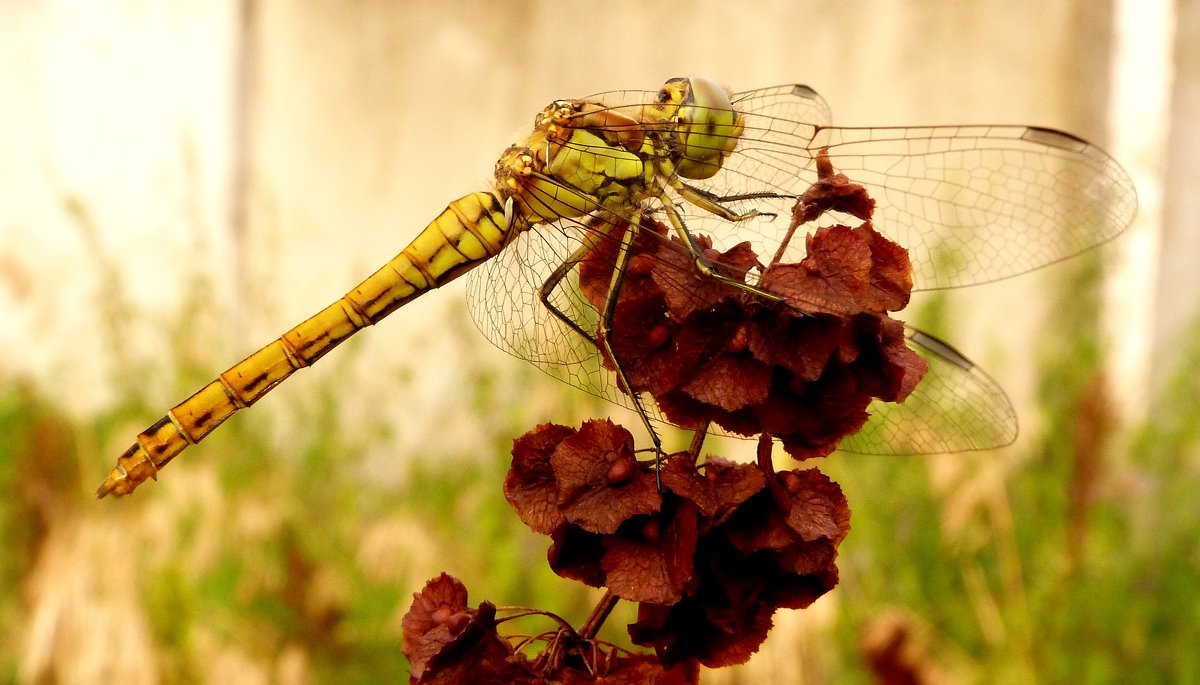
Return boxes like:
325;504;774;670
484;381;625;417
538;226;606;345
659;185;784;303
597;216;665;490
676;181;795;207
537;217;664;489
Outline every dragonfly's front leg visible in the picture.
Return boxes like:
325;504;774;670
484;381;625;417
657;187;785;303
676;181;795;211
598;215;665;488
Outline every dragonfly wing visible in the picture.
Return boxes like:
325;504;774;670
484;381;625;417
467;211;590;358
467;210;1023;456
717;122;1137;290
465;204;630;403
732;83;832;128
838;326;1017;454
577;85;1136;291
585;82;832;127
468;83;1133;457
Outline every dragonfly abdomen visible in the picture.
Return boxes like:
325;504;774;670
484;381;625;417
345;191;511;323
97;190;513;497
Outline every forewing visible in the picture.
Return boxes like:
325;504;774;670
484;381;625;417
580;86;1136;291
703;120;1137;290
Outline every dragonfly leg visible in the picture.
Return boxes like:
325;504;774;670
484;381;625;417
657;190;783;303
539;232;603;345
597;215;665;490
537;218;664;489
676;181;795;209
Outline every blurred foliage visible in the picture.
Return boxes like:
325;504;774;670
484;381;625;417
821;255;1200;684
2;227;1198;683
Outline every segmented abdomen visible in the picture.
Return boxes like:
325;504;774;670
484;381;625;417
98;191;512;497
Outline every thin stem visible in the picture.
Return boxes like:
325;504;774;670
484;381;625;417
578;590;621;641
687;422;709;459
768;206;805;269
767;147;834;268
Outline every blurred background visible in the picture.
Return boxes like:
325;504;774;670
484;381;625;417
1;0;1195;682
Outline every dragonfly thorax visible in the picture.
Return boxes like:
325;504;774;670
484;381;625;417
495;100;656;229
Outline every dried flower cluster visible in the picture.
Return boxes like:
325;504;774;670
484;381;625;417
578;154;925;459
401;152;921;682
403;573;702;683
401;422;849;682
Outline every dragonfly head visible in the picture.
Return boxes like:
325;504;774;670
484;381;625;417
654;76;744;180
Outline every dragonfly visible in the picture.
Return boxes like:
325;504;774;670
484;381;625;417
97;76;1137;498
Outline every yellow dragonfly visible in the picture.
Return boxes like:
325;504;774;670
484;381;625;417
97;77;1136;498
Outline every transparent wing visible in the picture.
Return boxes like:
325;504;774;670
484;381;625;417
563;84;1136;290
465;209;1019;455
580;83;832;127
717;120;1137;289
465;83;1136;455
839;328;1017;454
465;211;621;401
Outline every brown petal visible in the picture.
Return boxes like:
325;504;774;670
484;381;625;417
505;423;576;535
552;419;661;534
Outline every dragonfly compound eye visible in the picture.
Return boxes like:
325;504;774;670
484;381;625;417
675;76;743;180
657;77;688;104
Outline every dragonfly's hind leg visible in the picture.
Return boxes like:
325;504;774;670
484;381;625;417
538;216;666;489
597;215;665;489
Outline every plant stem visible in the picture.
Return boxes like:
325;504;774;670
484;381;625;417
578;590;620;640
